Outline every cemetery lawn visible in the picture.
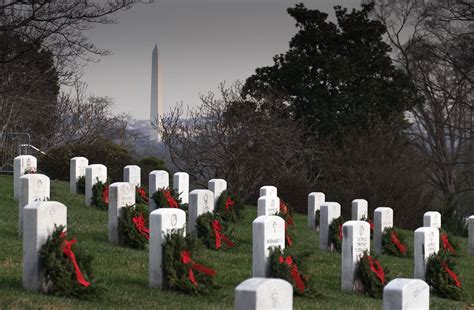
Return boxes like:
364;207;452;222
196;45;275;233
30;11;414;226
0;175;473;309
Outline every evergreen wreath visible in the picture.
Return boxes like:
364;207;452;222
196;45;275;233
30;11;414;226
24;167;37;174
135;186;149;204
91;179;109;210
381;227;409;257
268;246;318;297
118;204;150;249
439;229;460;256
329;216;344;252
162;229;218;295
152;188;187;212
77;176;85;195
361;216;374;239
196;212;235;250
276;200;295;247
356;251;389;299
215;190;244;222
39;225;99;299
425;252;463;301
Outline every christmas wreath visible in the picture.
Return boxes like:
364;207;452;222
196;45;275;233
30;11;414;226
24;167;37;174
215;190;244;222
152;188;187;212
118;204;150;249
425;252;463;301
439;229;459;256
196;212;235;250
162;229;218;294
91;179;109;210
329;216;344;252
135;186;149;204
39;225;99;299
381;227;409;257
268;247;318;297
361;216;374;239
77;176;85;195
276;200;295;247
356;251;388;299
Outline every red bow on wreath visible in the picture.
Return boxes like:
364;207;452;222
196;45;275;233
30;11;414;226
211;220;234;249
225;197;235;210
102;186;109;205
441;233;455;254
164;190;179;208
338;224;343;240
441;261;461;288
132;213;150;240
285;222;293;247
137;187;149;203
180;251;216;287
60;232;90;287
368;219;374;233
279;255;305;293
390;231;407;255
367;255;385;285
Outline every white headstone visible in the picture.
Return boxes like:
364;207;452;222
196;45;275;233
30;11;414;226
108;182;136;244
469;215;474;256
308;192;325;229
70;157;88;194
252;215;285;277
22;201;67;292
208;178;227;207
149;208;186;288
374;207;394;254
235;278;293;310
149;170;169;210
414;227;439;280
423;211;441;229
383;278;429;310
260;186;277;197
341;220;370;291
85;164;107;206
124;165;141;188
188;189;214;233
319;202;341;251
13;155;37;200
351;199;368;220
173;172;189;204
257;196;280;217
18;174;50;234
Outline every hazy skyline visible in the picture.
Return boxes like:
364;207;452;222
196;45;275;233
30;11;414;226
83;0;361;119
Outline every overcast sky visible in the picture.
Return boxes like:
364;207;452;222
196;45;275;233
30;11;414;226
83;0;361;120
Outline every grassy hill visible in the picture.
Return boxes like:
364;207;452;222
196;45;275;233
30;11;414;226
0;174;473;309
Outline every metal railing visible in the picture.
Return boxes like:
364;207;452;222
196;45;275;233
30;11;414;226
0;132;45;174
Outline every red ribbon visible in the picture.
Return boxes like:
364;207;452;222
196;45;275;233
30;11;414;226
137;187;149;203
367;256;385;285
164;190;179;208
339;224;343;240
285;222;293;247
390;231;407;255
441;261;461;288
279;255;305;293
180;251;216;287
132;213;150;240
441;233;455;254
102;186;109;205
60;234;91;287
224;197;235;210
211;220;234;249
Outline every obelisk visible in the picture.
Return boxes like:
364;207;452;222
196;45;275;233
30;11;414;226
150;45;162;141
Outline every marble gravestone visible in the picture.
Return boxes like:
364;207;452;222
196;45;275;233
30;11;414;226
374;207;393;255
173;172;189;204
259;186;277;198
351;199;368;220
257;195;280;217
18;174;50;234
341;220;370;292
383;278;429;310
14;155;37;200
85;164;107;206
319;202;341;251
124;165;141;188
149;208;186;288
423;211;441;229
70;157;88;194
108;182;136;244
188;189;214;233
149;170;169;210
208;178;227;207
308;192;325;229
414;227;439;280
235;278;293;310
470;216;474;256
23;201;67;292
252;215;285;277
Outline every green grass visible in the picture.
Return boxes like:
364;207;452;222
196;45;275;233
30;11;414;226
0;174;473;309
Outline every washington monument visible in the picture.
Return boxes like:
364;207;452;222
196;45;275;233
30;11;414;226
150;45;162;141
